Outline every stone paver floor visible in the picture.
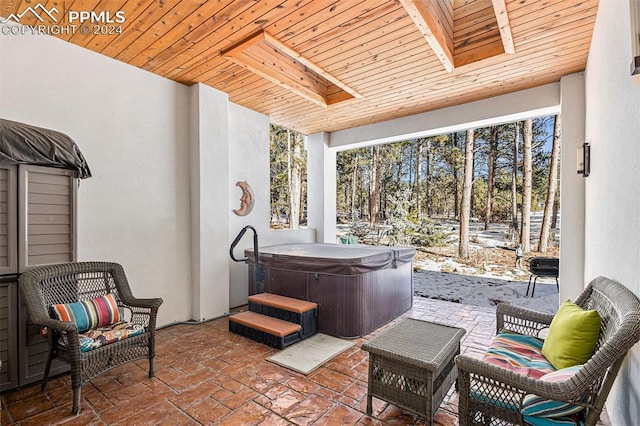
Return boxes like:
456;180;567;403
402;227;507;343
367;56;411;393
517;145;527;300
1;297;610;425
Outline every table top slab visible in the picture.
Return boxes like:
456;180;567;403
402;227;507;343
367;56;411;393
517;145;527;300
361;318;466;370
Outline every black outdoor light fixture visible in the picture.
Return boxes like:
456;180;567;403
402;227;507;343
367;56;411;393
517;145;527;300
577;142;591;177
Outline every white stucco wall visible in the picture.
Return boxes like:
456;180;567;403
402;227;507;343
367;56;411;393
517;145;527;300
190;84;230;321
558;74;586;301
228;104;315;308
306;132;337;243
0;28;192;326
227;103;270;308
584;1;640;423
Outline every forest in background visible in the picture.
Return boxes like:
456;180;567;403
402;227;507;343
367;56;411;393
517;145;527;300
270;115;561;259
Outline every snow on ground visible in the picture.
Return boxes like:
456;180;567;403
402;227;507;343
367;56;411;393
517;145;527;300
411;217;560;313
413;269;559;314
338;213;561;313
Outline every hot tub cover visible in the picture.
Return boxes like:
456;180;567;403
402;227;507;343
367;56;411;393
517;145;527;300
0;118;92;178
246;243;415;275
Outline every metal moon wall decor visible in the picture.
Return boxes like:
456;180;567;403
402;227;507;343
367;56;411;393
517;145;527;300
233;181;255;216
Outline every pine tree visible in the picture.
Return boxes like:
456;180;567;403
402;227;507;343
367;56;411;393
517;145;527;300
511;122;520;234
538;115;561;252
485;126;498;230
459;129;475;258
520;119;533;252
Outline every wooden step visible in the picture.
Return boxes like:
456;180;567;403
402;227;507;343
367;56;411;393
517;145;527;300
248;293;318;314
229;311;301;337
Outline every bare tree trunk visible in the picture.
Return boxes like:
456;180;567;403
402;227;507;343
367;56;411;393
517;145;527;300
407;146;413;188
485;126;498;230
289;131;302;229
350;152;359;216
415;139;423;219
286;130;292;226
459;129;475;259
452;133;460;220
426;139;432;216
550;181;560;245
520;119;533;252
470;154;476;216
369;145;381;226
511;122;520;234
538;115;561;252
396;145;404;188
379;147;389;221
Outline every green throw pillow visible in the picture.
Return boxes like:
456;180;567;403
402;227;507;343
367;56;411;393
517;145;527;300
541;300;602;370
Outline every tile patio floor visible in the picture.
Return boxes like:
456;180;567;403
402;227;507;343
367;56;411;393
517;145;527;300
1;297;611;425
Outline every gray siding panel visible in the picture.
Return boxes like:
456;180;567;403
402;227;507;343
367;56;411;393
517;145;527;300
27;214;71;225
0;166;17;274
0;281;18;391
27;193;71;206
19;165;77;272
27;182;71;196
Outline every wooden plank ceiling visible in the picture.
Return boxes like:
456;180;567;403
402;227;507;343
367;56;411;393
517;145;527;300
1;0;599;135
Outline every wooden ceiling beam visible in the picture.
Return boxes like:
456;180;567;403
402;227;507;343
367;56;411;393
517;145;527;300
223;49;329;108
399;0;455;73
261;32;362;100
222;31;360;108
491;0;515;54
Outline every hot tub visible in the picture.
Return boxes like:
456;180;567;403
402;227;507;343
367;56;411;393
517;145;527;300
245;243;415;338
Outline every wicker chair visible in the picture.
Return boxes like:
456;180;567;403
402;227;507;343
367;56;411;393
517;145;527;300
19;262;163;415
456;276;640;426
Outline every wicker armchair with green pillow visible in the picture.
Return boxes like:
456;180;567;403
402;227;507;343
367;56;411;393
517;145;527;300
19;262;163;415
456;276;640;426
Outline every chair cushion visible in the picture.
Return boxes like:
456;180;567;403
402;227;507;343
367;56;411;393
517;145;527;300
522;415;584;426
541;300;601;370
76;322;145;352
474;335;586;422
521;365;585;417
483;333;555;379
51;293;122;333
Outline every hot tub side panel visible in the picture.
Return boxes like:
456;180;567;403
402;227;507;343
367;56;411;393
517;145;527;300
247;261;413;338
309;262;413;338
262;268;309;301
368;262;413;335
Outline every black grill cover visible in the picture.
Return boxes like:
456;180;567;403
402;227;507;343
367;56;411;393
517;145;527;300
0;118;91;178
529;257;559;277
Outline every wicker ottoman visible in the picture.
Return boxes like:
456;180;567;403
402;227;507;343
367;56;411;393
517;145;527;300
361;318;466;424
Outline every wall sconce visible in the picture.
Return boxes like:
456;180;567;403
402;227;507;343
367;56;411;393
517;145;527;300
577;142;590;177
631;0;640;75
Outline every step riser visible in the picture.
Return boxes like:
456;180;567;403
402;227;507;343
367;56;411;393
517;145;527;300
229;321;301;349
249;302;317;339
229;292;318;349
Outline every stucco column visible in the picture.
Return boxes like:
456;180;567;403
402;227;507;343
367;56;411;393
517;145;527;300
306;132;337;243
189;83;230;321
559;73;586;301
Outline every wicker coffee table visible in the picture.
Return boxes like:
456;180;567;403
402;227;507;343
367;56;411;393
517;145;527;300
361;318;466;424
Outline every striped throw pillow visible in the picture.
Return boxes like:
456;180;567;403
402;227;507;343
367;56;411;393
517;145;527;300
521;365;585;418
51;294;121;332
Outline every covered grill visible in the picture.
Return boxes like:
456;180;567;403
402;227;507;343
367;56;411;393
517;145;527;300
527;257;559;297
